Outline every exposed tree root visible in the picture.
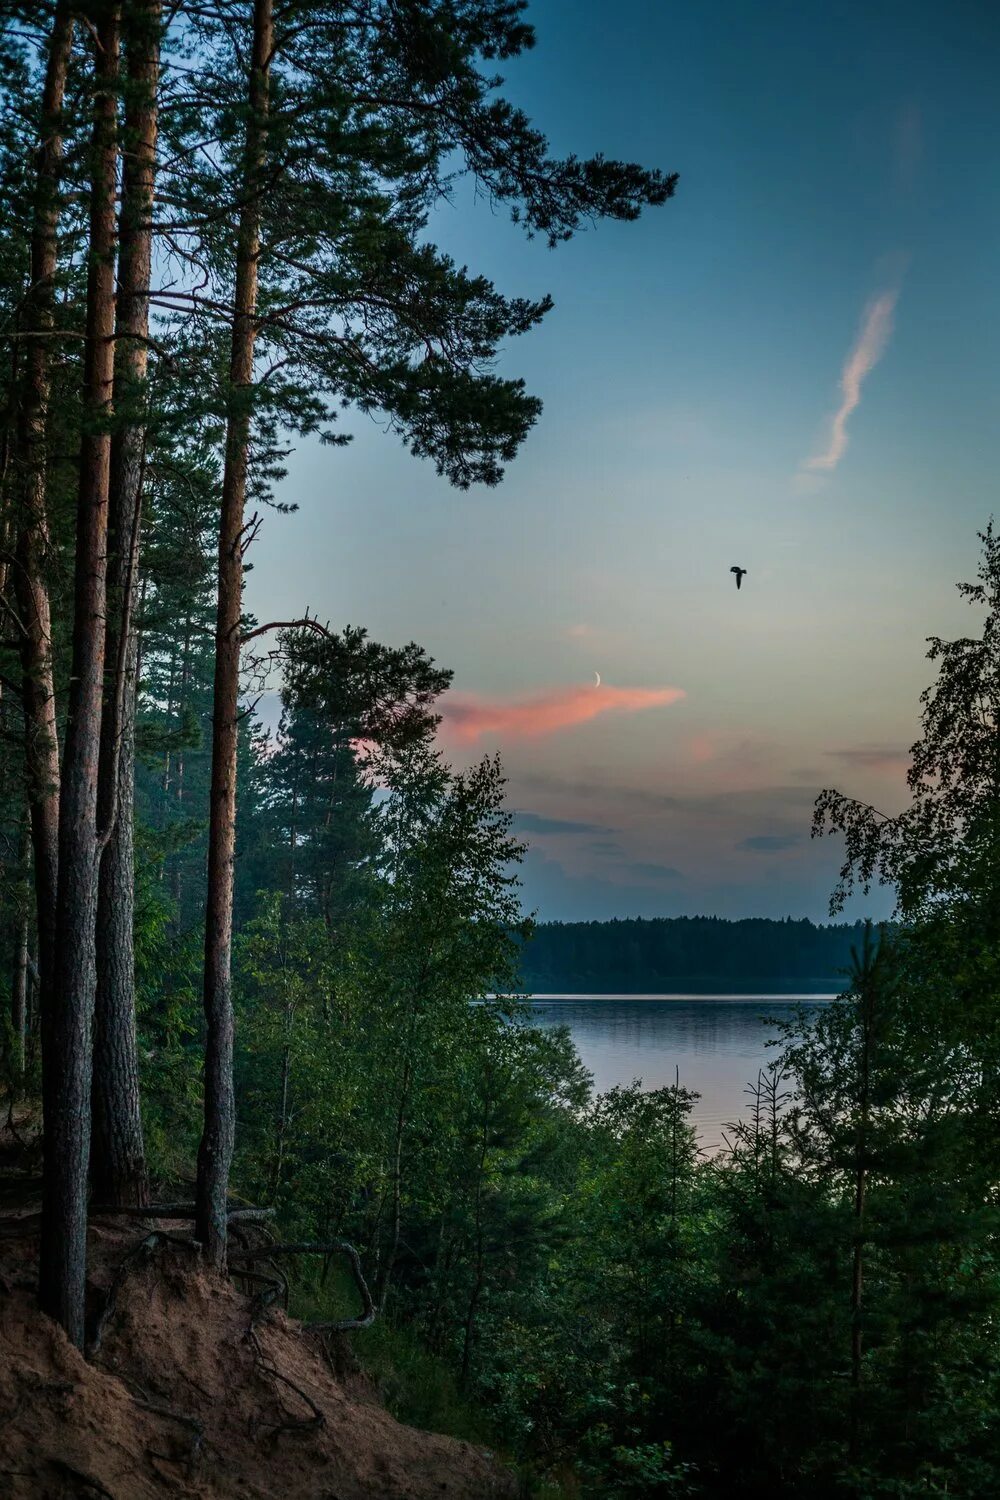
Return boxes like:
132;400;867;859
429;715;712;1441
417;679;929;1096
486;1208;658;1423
233;1265;289;1320
0;1215;515;1498
87;1230;197;1358
0;1211;42;1238
238;1252;326;1441
89;1202;274;1225
51;1458;116;1498
135;1393;205;1482
4;1097;29;1150
230;1240;376;1331
0;1173;43;1193
244;1325;325;1439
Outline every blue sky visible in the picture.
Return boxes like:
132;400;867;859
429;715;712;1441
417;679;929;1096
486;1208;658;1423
247;0;1000;922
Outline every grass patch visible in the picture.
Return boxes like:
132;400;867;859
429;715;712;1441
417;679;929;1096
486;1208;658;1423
289;1267;578;1498
289;1267;493;1446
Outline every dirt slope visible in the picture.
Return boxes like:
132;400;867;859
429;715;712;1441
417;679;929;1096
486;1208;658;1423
0;1213;514;1499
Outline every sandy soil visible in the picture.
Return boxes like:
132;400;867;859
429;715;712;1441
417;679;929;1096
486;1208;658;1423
0;1198;515;1500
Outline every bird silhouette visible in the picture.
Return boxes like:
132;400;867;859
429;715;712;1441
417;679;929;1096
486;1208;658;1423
731;566;747;590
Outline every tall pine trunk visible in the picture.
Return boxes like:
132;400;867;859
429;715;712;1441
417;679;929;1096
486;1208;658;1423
195;0;272;1267
11;828;30;1079
39;3;121;1348
13;3;74;1025
92;0;161;1210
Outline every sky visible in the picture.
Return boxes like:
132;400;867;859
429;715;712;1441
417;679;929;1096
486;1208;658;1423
246;0;1000;924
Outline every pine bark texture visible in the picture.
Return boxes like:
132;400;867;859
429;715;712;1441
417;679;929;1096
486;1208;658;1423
92;0;161;1210
11;914;28;1076
40;3;121;1348
13;3;73;1022
195;0;273;1267
10;817;31;1074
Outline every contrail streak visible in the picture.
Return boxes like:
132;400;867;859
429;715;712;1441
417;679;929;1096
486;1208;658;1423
807;288;899;471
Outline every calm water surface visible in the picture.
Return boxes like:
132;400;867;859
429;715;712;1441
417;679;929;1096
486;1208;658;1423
527;995;834;1151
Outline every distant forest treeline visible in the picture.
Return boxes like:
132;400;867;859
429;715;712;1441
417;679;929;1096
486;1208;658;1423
518;916;872;991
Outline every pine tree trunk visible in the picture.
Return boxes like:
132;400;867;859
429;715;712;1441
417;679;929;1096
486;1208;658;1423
11;915;28;1079
195;0;273;1268
0;373;17;703
39;4;121;1348
10;819;32;1076
170;616;192;915
13;2;73;1027
92;0;161;1211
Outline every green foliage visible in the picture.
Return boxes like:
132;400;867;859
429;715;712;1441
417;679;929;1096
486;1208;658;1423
295;1267;497;1447
577;1441;698;1499
132;826;204;1177
51;530;1000;1494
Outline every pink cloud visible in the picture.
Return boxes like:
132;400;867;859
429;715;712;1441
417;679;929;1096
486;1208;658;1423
686;732;718;766
682;731;769;780
806;287;899;472
441;682;685;745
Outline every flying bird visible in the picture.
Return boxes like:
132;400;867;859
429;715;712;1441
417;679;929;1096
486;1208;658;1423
594;671;602;688
730;566;747;591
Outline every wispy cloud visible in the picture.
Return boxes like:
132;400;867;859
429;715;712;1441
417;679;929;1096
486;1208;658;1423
518;771;815;818
627;860;684;882
513;811;613;836
683;731;769;775
827;745;910;774
806;287;900;472
737;834;802;854
441;682;685;745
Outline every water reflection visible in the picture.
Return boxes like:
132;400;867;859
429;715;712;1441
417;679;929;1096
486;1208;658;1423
527;996;832;1152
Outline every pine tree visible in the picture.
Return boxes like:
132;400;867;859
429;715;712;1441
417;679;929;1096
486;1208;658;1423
91;0;164;1211
9;1;74;1049
40;0;121;1348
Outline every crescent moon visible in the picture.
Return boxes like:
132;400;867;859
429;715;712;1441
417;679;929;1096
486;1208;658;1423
594;671;601;687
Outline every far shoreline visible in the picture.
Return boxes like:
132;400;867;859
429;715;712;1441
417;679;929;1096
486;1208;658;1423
492;990;840;1002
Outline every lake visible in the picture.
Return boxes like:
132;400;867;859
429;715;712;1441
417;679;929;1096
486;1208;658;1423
527;994;835;1151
